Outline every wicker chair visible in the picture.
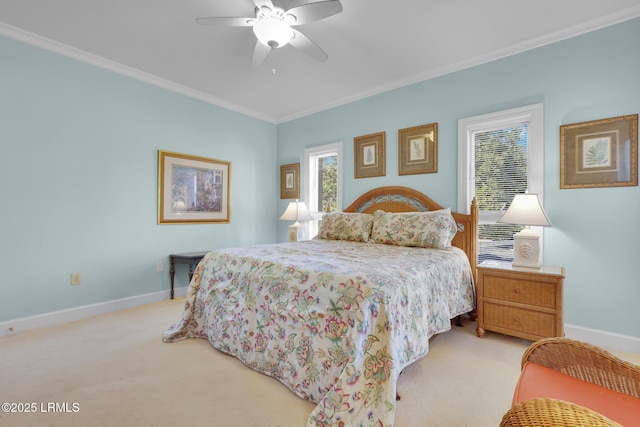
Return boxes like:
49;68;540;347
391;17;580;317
502;337;640;427
500;397;622;427
522;337;640;398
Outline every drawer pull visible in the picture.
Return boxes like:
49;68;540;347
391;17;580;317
514;288;521;294
514;317;520;323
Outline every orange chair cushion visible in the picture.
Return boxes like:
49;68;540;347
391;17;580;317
513;361;640;427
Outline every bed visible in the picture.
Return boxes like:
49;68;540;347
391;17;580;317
163;186;478;426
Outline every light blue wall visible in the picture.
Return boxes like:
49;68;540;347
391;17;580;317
277;18;640;338
2;19;639;339
0;36;278;322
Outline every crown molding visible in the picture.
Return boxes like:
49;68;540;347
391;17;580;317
0;22;277;124
3;6;639;125
277;8;640;123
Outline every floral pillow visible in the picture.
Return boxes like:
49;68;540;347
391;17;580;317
316;212;374;242
370;209;458;249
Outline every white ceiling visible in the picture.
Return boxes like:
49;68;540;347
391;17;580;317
1;0;639;123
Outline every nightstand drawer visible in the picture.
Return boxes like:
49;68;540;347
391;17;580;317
483;276;556;308
483;302;556;338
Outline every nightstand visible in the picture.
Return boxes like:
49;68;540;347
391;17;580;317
476;262;565;341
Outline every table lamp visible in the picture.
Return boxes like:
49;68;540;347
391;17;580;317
497;193;552;268
279;199;314;242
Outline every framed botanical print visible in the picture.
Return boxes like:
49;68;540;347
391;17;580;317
354;132;386;178
398;123;438;175
280;163;300;199
560;114;638;189
158;150;231;224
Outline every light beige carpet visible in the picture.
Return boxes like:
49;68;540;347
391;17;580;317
1;298;638;427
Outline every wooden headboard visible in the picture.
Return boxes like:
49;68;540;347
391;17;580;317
343;186;478;276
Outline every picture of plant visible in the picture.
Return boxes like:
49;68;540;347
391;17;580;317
582;137;610;168
560;114;637;189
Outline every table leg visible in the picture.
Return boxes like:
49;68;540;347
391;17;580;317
188;262;196;283
169;258;176;300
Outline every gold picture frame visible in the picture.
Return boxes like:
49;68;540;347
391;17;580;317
398;123;438;175
354;132;386;178
560;114;638;189
158;150;231;224
280;163;300;199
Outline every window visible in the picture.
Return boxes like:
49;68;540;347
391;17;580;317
304;142;343;237
458;103;544;263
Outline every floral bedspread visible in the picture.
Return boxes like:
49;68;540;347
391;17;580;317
163;240;475;426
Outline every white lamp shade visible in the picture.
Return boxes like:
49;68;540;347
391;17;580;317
279;200;314;222
497;193;552;227
253;18;294;48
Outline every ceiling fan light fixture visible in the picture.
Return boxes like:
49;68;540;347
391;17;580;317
253;17;294;48
195;0;343;63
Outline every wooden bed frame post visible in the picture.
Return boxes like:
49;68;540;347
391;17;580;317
468;197;478;282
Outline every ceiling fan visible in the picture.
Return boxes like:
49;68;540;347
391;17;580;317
196;0;343;66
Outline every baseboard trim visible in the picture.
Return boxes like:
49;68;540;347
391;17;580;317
0;286;188;337
565;323;640;354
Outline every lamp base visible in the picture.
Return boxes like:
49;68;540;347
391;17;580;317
512;229;542;269
288;223;304;242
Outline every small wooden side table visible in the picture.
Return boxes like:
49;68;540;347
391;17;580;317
169;251;209;299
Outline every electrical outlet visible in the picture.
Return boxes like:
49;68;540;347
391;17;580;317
70;273;82;285
156;261;164;272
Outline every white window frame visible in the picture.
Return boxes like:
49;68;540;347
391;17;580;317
304;141;343;236
457;103;545;249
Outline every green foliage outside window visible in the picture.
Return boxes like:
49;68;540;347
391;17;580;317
319;155;337;212
475;126;527;242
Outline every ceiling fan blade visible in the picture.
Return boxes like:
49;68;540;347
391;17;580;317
285;0;343;25
289;29;328;62
251;0;274;11
195;17;255;27
252;40;272;66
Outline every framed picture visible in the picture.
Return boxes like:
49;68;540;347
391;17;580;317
560;114;638;189
280;163;300;199
398;123;438;175
354;132;386;178
158;150;231;224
